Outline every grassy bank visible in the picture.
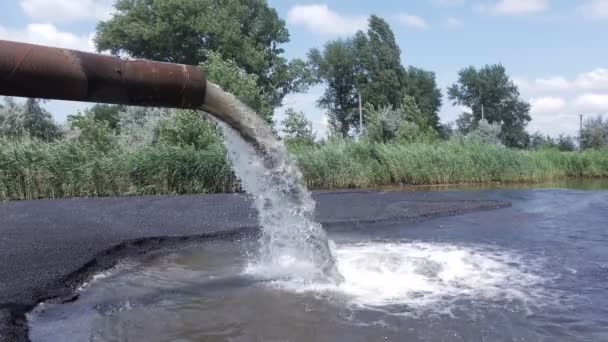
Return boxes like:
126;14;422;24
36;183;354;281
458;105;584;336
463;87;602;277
1;138;607;201
294;140;608;189
0;140;235;200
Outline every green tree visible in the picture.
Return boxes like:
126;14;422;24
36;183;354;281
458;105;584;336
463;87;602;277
0;98;59;141
465;119;503;146
529;132;576;151
556;134;576;151
403;67;442;131
310;16;443;136
67;104;123;136
22;99;60;141
68;113;116;152
353;15;406;110
95;0;311;111
580;115;608;149
0;97;25;138
448;64;531;148
364;105;403;143
280;108;315;145
157;110;220;150
86;104;123;131
529;131;553;149
308;40;359;137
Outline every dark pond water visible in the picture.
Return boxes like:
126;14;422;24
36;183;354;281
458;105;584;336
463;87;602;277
28;182;608;341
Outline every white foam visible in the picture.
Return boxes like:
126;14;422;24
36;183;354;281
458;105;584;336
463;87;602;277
247;241;548;312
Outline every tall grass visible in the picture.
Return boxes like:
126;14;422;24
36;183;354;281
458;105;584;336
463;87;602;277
0;139;235;201
294;139;608;189
1;138;607;201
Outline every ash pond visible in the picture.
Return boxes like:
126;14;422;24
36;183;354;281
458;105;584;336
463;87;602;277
28;186;608;341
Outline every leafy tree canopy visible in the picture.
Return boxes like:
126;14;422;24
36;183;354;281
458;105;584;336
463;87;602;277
68;112;116;152
280;108;316;145
308;39;359;137
448;64;531;148
0;97;60;141
403;67;442;131
95;0;312;111
309;15;443;137
353;15;405;110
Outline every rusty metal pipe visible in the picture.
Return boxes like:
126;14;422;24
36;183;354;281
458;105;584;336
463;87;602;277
0;40;206;108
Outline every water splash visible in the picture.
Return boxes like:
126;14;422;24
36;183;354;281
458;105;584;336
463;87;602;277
203;83;342;284
265;241;549;313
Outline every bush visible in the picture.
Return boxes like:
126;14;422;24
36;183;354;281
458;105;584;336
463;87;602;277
157;110;221;150
365;96;439;143
68;113;116;153
464;119;502;146
580;115;608;149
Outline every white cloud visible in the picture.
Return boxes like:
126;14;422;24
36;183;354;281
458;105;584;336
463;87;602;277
530;97;567;114
514;76;570;92
527;111;578;137
20;0;114;22
287;4;368;36
522;91;608;136
515;68;608;95
445;17;464;29
527;97;580;136
397;13;430;30
574;93;608;113
579;0;608;19
0;23;94;51
574;68;608;90
510;68;608;136
477;0;549;15
512;76;532;91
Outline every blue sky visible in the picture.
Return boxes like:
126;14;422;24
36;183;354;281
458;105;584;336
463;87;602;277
2;0;608;137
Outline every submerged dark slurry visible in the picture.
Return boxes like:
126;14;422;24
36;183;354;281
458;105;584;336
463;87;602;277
0;190;508;341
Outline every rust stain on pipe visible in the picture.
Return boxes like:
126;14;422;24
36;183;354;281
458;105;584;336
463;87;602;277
0;40;206;108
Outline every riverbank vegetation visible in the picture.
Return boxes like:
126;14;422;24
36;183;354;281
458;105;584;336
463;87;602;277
1;0;608;201
1;104;607;201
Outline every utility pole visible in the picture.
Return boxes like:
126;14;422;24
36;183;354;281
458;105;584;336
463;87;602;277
579;114;583;150
358;92;363;135
479;87;485;121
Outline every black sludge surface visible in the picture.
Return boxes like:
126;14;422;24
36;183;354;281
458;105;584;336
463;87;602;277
0;190;508;341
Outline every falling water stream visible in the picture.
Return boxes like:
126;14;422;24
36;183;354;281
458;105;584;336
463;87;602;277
203;82;342;284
